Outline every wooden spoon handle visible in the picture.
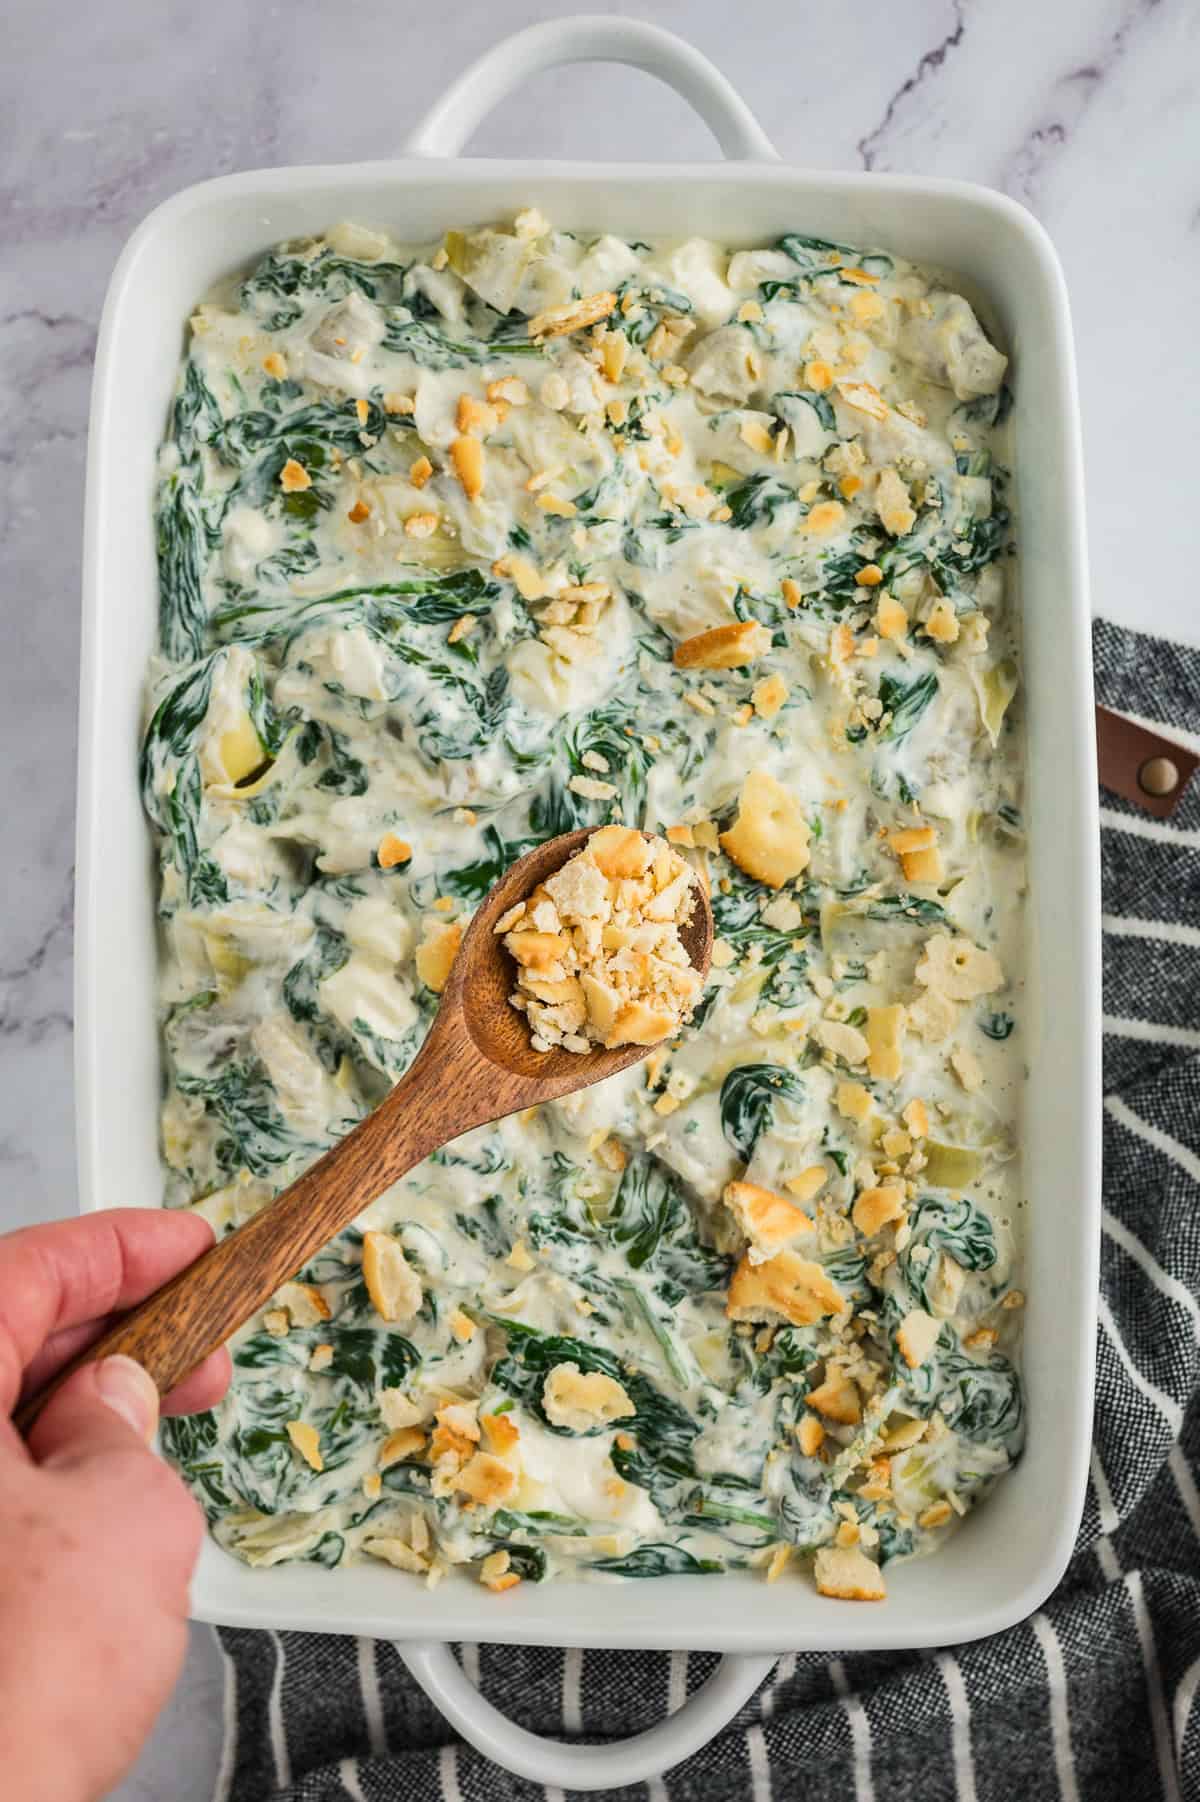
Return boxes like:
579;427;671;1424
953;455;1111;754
14;1024;468;1436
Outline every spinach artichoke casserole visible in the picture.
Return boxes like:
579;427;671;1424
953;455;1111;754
145;209;1025;1600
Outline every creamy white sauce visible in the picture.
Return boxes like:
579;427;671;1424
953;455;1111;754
148;214;1025;1597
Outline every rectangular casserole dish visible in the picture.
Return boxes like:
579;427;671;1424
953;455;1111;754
75;16;1100;1787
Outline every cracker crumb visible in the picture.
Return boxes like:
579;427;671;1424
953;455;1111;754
814;1543;886;1601
279;458;311;492
529;292;617;340
286;1420;323;1472
543;1362;635;1432
502;829;705;1053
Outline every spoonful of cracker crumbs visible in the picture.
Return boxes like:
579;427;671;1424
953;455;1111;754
499;825;705;1051
15;827;712;1434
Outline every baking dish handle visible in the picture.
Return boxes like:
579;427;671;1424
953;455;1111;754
403;15;779;163
397;1640;777;1791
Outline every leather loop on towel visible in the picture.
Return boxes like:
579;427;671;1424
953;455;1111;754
1095;704;1198;818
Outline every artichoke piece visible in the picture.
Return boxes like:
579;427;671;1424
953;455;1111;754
202;932;253;993
444;228;535;315
215;713;265;785
819;900;886;962
889;1441;955;1517
974;658;1018;746
922;1141;984;1189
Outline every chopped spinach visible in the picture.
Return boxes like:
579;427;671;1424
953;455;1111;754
156;477;213;662
877;669;939;741
383;316;539;366
586;1543;722;1578
896;1196;998;1315
173;1061;324;1178
720;1064;806;1163
282;925;351;1024
724;473;795;530
605;1153;680;1268
491;1320;700;1498
491;1542;547;1582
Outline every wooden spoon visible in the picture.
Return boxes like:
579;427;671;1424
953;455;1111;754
15;829;712;1433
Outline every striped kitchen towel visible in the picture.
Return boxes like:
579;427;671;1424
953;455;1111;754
214;618;1200;1802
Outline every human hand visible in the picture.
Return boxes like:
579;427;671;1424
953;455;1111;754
0;1210;231;1802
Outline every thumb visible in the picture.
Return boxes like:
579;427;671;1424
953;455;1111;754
28;1355;160;1468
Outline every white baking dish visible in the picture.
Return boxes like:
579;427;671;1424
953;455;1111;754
76;17;1100;1789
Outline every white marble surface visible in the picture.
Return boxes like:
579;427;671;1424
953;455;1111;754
1;0;1197;1795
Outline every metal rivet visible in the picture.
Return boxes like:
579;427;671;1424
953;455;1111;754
1139;756;1179;797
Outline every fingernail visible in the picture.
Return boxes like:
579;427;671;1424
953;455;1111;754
95;1355;160;1441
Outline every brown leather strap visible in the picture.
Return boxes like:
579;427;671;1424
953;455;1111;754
1095;704;1198;818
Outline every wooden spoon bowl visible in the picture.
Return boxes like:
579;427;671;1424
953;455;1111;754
453;826;712;1089
16;829;712;1431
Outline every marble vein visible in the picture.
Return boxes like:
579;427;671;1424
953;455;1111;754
857;0;966;170
1001;0;1167;200
0;868;74;1044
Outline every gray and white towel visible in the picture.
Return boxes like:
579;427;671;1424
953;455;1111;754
215;618;1200;1802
